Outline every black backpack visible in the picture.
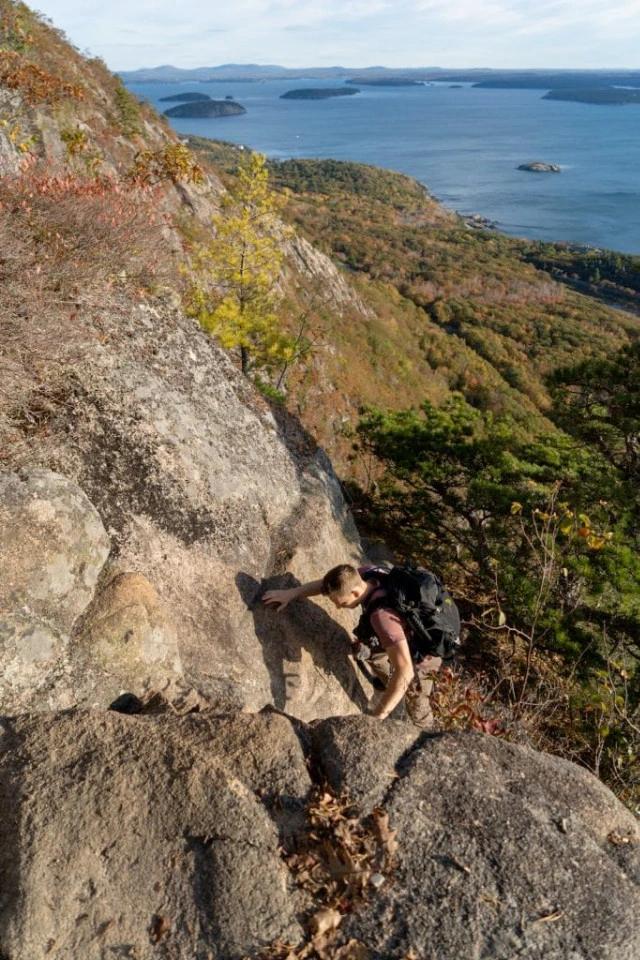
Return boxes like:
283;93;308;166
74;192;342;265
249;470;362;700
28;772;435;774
354;563;462;663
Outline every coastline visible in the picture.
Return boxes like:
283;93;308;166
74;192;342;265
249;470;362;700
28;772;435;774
126;79;640;256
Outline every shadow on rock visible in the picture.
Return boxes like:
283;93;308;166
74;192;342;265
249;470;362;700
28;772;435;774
236;572;369;716
268;402;359;538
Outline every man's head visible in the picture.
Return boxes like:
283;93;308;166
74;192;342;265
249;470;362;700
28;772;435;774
322;564;369;609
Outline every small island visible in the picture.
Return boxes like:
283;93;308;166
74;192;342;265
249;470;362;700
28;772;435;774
159;92;211;102
280;87;360;100
543;87;640;106
518;161;561;173
163;100;246;118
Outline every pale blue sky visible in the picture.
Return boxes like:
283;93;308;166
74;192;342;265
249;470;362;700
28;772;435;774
33;0;640;71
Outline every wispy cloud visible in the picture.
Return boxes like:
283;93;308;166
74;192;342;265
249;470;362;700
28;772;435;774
415;0;640;38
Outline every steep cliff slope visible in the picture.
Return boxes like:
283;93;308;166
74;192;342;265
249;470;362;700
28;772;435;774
0;291;369;718
0;1;368;719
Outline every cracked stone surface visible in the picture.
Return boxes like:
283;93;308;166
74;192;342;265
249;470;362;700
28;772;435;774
0;712;637;960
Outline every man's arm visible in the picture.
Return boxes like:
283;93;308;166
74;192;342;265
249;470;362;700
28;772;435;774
262;579;324;612
370;639;415;719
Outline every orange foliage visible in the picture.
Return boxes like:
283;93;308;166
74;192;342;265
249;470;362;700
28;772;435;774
0;48;84;105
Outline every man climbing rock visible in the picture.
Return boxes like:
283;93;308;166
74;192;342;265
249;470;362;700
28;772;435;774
264;563;459;727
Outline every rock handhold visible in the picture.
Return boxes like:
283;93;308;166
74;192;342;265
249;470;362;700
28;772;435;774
74;572;180;668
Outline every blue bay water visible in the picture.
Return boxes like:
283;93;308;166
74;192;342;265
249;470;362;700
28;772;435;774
127;79;640;254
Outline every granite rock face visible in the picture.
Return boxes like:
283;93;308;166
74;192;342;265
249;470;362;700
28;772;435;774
0;711;637;960
0;711;310;960
3;297;367;719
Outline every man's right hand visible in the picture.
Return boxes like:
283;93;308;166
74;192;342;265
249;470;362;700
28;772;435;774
262;588;297;612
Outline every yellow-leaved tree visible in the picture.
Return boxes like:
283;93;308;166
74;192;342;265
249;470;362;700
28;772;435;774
188;151;295;376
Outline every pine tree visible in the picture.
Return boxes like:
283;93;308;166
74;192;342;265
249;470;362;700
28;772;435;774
189;151;294;375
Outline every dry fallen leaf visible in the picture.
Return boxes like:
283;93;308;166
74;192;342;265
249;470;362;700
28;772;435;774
308;907;343;938
534;910;565;924
245;940;299;960
313;931;340;960
372;808;399;861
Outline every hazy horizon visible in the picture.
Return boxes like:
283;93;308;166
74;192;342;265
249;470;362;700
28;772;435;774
32;1;640;73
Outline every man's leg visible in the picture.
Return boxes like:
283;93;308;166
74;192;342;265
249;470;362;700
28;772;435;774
366;649;392;714
405;655;442;729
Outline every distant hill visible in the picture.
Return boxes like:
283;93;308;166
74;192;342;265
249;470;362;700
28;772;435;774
346;78;424;87
472;72;640;90
120;64;410;82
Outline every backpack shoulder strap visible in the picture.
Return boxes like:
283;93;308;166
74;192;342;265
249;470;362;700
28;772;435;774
361;563;392;582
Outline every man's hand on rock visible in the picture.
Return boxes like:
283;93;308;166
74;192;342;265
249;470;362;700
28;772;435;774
262;588;297;612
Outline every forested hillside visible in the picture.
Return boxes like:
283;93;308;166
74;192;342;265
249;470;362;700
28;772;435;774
192;138;639;454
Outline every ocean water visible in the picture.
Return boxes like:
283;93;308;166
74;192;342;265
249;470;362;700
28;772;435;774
126;79;640;254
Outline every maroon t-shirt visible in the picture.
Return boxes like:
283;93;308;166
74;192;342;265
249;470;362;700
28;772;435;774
358;565;409;650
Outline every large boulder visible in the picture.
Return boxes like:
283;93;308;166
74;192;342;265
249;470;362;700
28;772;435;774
0;711;637;960
0;710;310;960
0;470;185;713
11;297;367;719
312;717;640;960
0;469;110;712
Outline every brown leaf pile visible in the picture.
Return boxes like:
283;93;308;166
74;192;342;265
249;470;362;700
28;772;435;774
249;787;401;960
286;789;398;907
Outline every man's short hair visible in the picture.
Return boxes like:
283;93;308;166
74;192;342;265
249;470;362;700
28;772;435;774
322;564;361;596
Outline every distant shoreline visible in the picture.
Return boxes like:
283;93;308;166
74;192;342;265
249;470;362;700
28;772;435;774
543;88;640;106
125;78;640;254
